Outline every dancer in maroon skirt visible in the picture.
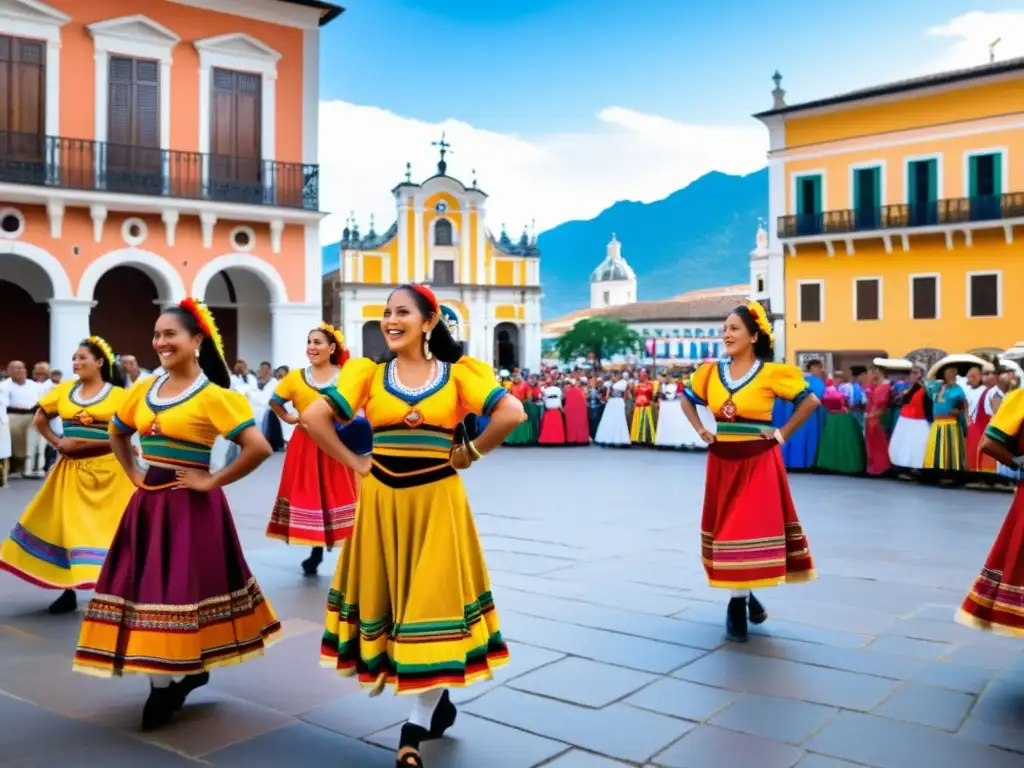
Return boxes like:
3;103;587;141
957;387;1024;636
266;324;359;575
680;302;820;642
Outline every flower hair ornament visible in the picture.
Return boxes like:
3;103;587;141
409;283;440;314
745;301;775;347
179;297;226;359
84;335;116;370
319;321;346;350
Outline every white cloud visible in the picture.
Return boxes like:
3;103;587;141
927;11;1024;71
317;101;767;243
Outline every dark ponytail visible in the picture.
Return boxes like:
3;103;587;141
160;306;232;389
731;305;774;362
393;284;464;364
80;340;125;387
309;328;344;366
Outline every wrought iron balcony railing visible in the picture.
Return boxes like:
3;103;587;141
0;131;319;211
778;192;1024;239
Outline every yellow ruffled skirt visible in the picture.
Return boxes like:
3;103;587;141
320;471;508;695
0;452;135;589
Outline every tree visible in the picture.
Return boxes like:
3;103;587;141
555;317;642;369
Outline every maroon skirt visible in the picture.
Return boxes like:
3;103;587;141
957;487;1024;636
73;466;281;678
701;440;816;589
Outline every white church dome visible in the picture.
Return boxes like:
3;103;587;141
590;234;636;283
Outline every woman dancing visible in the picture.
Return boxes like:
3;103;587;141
680;302;819;642
301;283;523;768
267;323;359;575
0;337;135;614
73;299;281;731
956;386;1024;635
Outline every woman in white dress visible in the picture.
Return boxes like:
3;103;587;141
595;375;632;446
655;376;717;449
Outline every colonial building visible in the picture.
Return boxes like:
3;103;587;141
0;0;340;371
543;233;747;365
323;141;543;371
754;60;1024;372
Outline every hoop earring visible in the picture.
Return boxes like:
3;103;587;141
423;330;433;361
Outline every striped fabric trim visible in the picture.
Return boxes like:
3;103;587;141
715;420;770;437
139;435;213;468
270;392;288;406
323;386;354;421
62;422;110;440
225;419;255;442
8;524;107;569
481;388;507;416
110;414;134;435
791;388;812;406
683;383;706;407
985;424;1016;449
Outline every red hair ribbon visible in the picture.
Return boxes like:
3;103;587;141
179;297;212;337
409;284;439;314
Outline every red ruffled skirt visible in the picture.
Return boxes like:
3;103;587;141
701;440;816;588
538;409;567;445
266;427;358;548
563;390;590;445
957;488;1024;636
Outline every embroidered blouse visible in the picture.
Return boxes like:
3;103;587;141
683;359;811;442
39;379;126;441
271;366;338;414
109;374;256;469
924;381;966;419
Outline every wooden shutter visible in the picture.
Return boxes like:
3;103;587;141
855;279;879;321
969;274;998;317
0;34;46;161
106;56;161;188
912;277;937;319
210;68;262;187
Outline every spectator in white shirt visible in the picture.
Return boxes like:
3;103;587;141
230;359;259;394
120;355;150;387
4;361;43;477
31;362;59;474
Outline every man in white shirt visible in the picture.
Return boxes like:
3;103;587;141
230;360;259;394
3;361;43;477
120;355;150;387
31;362;58;474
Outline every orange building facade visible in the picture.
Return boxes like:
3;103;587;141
0;0;342;371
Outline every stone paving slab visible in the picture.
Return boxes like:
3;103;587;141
0;448;1023;766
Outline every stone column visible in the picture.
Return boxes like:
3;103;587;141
270;302;322;369
49;299;94;368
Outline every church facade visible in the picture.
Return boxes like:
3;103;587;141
323;144;542;371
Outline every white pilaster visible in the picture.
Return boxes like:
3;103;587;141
475;207;486;285
162;210;179;246
270;302;321;369
301;27;319;165
459;210;471;284
396;200;410;283
304;223;321;304
523;293;542;372
49;299;94;368
413;198;425;283
269;219;284;254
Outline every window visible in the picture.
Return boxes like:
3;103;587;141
798;282;822;323
106;56;162;193
967;151;1003;220
907;157;939;227
911;275;938;320
793;172;823;236
756;275;765;293
433;260;455;286
0;34;46;168
603;290;610;305
852;166;881;229
210;68;262;198
968;272;999;318
854;278;880;321
434;218;453;246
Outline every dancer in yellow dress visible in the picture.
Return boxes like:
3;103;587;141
73;299;280;732
0;337;135;614
301;283;524;768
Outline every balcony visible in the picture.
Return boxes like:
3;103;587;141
0;131;319;211
777;192;1024;253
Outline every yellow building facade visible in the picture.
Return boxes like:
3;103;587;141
326;145;542;370
753;62;1024;372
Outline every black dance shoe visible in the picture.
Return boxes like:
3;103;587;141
141;685;179;731
302;546;324;576
726;597;749;642
47;589;77;615
748;592;768;625
169;671;210;710
425;689;457;740
396;722;429;767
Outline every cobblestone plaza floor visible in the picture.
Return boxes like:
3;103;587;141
1;447;1023;766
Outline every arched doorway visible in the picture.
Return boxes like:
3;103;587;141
203;269;273;368
0;254;52;368
362;321;388;362
906;347;947;373
494;322;519;370
91;267;163;370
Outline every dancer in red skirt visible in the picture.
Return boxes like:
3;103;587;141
956;387;1024;636
538;378;567;445
680;301;820;642
267;324;360;575
563;377;591;445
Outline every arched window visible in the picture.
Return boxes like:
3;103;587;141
434;218;453;246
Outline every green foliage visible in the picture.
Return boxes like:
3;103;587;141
555;317;642;367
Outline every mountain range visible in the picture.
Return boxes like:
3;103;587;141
321;168;768;319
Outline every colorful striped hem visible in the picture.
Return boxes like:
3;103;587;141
6;524;107;570
482;388;507;417
0;560;97;591
323;386;354;421
225;419;256;441
683;384;706;407
110;414;134;435
985;424;1015;450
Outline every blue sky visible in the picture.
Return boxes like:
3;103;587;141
316;2;1022;241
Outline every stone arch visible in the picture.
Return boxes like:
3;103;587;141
0;240;73;299
191;254;288;304
77;247;186;302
